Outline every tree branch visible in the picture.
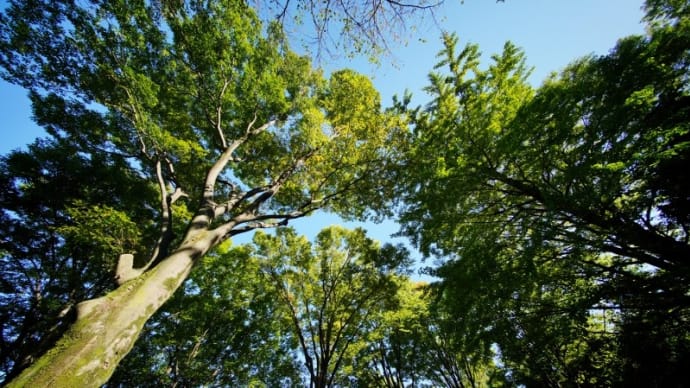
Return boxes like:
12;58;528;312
192;117;276;230
116;157;187;284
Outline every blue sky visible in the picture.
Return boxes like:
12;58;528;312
0;0;646;257
331;0;646;104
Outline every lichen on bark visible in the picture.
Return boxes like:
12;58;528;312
6;248;198;388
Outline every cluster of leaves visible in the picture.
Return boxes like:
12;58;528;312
253;226;409;387
398;0;690;385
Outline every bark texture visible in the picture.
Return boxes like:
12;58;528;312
6;232;215;388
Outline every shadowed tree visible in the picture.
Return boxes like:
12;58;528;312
398;0;689;384
354;280;502;388
0;138;157;381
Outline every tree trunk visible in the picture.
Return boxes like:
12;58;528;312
6;231;216;388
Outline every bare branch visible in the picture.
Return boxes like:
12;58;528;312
117;156;187;284
148;157;174;264
170;187;189;204
216;79;231;149
276;0;291;21
190;116;277;232
202;118;276;203
385;0;442;11
246;111;260;134
216;146;317;223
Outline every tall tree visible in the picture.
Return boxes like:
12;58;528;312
254;226;409;388
402;1;690;302
398;0;689;384
0;1;405;385
353;280;431;387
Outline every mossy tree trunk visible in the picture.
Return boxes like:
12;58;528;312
6;229;219;388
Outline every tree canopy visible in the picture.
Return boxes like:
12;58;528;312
254;226;409;387
398;0;690;385
107;225;494;388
